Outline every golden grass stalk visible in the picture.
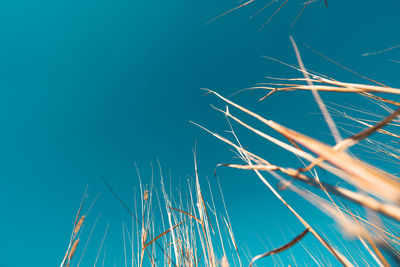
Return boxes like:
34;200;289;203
254;76;400;97
290;36;343;144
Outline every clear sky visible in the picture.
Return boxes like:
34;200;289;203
1;0;399;266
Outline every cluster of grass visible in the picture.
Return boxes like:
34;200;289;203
60;54;400;266
60;160;243;267
60;1;400;266
193;37;400;266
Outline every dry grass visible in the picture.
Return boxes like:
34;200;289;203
61;157;246;267
60;57;400;267
59;3;400;266
193;40;400;265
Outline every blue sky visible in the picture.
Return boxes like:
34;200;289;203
0;0;399;266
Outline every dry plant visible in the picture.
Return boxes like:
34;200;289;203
193;37;400;266
59;43;400;266
58;2;400;264
61;158;245;267
61;55;400;265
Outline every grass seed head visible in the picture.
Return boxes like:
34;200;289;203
74;215;85;234
68;239;80;261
